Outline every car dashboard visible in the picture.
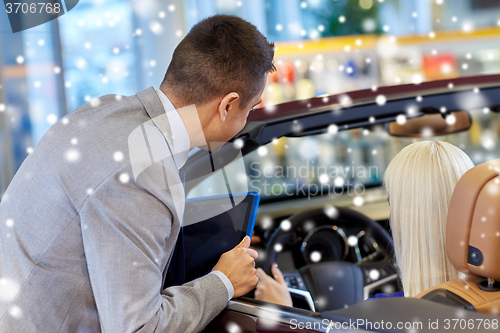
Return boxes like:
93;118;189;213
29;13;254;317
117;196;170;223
251;187;400;311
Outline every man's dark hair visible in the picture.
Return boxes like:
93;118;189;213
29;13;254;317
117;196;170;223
162;15;275;108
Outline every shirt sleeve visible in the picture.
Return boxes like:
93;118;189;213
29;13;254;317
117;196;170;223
210;271;234;301
79;169;228;333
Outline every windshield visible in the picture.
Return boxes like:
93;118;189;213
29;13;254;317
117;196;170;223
188;108;500;201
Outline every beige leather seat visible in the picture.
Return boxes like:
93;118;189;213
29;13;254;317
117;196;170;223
416;159;500;315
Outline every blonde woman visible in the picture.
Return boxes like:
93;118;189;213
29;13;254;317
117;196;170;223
255;141;474;305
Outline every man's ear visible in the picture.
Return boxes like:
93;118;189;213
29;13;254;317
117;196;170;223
218;92;240;123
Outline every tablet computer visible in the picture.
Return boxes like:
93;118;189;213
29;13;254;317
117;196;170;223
179;191;260;283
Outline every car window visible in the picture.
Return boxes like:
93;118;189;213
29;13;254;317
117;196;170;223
187;152;250;199
187;109;500;201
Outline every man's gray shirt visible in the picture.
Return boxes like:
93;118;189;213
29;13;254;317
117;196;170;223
0;87;228;332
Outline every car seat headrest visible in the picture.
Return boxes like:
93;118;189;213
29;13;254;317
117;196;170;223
447;158;500;281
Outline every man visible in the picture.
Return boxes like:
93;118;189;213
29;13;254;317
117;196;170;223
0;15;275;332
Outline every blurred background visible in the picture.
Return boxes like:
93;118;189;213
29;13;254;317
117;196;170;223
2;0;500;197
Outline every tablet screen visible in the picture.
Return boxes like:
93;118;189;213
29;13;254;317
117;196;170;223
181;192;259;283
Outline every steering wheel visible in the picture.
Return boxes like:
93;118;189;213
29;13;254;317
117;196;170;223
262;206;395;312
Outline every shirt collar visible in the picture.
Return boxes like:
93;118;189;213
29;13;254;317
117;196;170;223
156;89;191;170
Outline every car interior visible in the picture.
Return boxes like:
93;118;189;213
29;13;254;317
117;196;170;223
182;74;500;332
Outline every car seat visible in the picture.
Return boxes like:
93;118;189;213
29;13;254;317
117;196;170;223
415;159;500;315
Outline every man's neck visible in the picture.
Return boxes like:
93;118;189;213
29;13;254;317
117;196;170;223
159;86;207;149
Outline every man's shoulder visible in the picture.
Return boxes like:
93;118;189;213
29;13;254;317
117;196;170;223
22;92;148;194
71;93;141;117
69;87;160;126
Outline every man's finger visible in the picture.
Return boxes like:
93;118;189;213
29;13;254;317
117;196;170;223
271;263;286;284
237;235;250;248
247;248;258;260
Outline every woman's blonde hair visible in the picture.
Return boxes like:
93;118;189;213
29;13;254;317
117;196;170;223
384;141;474;297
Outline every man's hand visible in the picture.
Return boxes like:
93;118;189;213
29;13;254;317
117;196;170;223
255;264;293;307
212;236;259;298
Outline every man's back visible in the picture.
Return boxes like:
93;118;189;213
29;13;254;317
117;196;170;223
0;93;152;331
0;90;231;333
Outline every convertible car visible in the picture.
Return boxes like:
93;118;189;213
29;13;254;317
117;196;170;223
183;74;500;332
